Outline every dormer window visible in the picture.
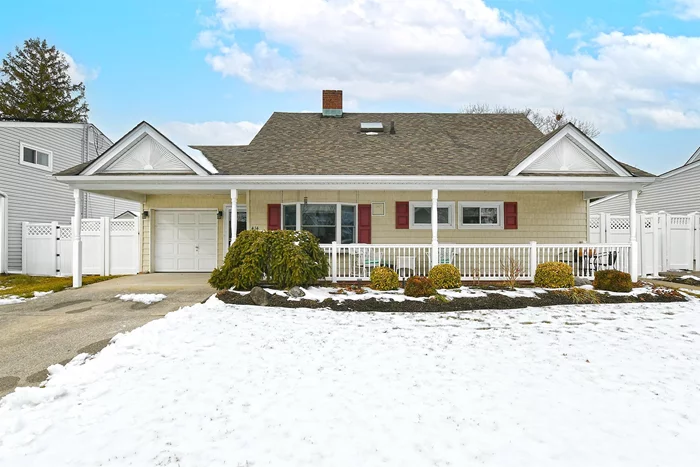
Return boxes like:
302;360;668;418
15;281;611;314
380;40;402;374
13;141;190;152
19;143;52;171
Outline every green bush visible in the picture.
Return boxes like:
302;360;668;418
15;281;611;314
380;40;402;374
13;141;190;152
209;230;329;290
593;269;632;292
370;267;399;291
404;276;436;297
428;264;462;289
534;262;574;288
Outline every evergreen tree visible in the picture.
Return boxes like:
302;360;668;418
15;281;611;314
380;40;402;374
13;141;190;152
0;38;89;122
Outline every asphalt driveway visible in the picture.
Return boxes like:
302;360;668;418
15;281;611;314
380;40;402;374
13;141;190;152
0;273;215;397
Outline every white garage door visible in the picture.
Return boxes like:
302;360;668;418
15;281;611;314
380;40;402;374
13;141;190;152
154;210;217;272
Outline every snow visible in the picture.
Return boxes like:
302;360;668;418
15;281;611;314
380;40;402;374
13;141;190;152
0;291;53;306
680;275;700;282
1;297;699;466
115;293;166;305
235;286;550;302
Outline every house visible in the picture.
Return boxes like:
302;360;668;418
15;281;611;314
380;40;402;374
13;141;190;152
0;121;141;273
54;90;654;286
590;148;698;215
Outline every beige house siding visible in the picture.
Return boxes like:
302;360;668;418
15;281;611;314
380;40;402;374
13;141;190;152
249;190;588;244
141;193;247;272
140;190;586;273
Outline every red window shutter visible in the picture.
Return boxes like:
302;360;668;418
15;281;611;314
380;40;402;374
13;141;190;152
358;204;372;244
267;204;281;230
504;202;518;229
396;201;409;229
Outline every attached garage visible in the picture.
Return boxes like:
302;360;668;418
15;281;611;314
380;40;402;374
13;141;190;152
154;210;217;272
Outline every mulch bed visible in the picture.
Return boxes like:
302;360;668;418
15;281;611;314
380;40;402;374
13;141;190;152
216;288;686;313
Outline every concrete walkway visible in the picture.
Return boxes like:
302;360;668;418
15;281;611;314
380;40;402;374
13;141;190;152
0;273;214;397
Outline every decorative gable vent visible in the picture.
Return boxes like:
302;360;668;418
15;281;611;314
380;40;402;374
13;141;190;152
360;122;384;132
103;135;194;173
523;137;608;174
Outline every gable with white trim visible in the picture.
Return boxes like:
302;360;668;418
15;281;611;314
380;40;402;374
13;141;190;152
103;134;193;173
82;122;209;176
509;124;631;177
523;136;609;174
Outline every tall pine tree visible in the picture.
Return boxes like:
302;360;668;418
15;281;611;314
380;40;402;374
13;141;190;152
0;38;89;122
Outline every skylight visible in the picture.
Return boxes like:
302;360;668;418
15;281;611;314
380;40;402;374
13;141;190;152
360;122;384;132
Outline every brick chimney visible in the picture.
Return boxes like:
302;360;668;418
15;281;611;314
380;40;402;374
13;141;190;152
322;90;343;117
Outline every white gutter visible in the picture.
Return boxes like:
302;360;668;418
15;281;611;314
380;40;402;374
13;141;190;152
55;174;656;192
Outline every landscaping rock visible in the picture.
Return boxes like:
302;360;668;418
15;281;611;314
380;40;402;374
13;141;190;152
288;286;305;298
574;278;592;287
250;287;271;306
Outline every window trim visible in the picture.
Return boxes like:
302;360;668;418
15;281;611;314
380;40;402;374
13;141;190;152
458;201;504;230
19;142;53;172
409;201;455;229
282;202;358;244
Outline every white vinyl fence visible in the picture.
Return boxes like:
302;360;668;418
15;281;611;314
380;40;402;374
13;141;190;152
590;211;700;275
22;217;140;276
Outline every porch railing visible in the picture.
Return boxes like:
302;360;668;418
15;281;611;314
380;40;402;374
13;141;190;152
320;242;631;282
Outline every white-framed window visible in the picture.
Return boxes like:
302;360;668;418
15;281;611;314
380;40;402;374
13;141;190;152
458;201;504;229
282;202;357;244
224;204;248;247
19;143;53;171
409;201;455;229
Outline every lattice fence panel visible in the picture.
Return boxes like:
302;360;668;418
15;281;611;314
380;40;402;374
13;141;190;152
110;220;136;233
26;224;54;237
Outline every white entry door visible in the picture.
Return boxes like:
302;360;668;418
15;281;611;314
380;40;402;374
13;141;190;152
154;210;217;272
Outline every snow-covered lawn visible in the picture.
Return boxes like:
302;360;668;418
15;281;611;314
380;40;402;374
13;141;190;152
1;298;699;466
0;291;53;306
115;293;166;305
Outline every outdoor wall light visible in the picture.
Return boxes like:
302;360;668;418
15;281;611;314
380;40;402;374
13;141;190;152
304;196;308;205
142;210;149;219
217;210;223;219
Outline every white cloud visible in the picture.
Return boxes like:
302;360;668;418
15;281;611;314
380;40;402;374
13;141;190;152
61;52;99;83
159;120;262;146
628;107;700;129
673;0;700;19
200;0;700;133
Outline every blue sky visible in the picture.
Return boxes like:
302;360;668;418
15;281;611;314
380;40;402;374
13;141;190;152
1;0;699;174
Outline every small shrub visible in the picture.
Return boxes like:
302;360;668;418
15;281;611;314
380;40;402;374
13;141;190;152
428;264;461;289
404;276;436;297
501;255;524;290
209;229;329;290
563;287;601;304
593;269;632;292
534;262;574;288
370;266;400;291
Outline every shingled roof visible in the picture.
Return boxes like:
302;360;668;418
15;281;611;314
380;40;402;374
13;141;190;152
192;112;549;176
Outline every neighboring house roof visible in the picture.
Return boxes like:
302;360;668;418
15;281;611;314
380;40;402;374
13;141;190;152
194;112;547;176
618;162;655;178
55;160;92;176
685;146;700;166
115;210;138;219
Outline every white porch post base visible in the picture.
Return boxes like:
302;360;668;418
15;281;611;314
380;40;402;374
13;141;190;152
629;190;638;282
431;189;439;267
72;189;83;288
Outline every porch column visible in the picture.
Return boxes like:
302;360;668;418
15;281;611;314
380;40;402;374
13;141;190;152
230;189;238;246
629;190;638;282
72;189;83;288
431;189;439;266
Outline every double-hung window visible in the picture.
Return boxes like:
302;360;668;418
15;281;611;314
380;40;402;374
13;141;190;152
458;202;503;229
409;201;454;229
19;143;52;171
283;203;357;244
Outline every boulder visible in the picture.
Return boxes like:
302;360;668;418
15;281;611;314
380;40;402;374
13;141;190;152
574;277;592;287
250;286;271;306
288;286;306;298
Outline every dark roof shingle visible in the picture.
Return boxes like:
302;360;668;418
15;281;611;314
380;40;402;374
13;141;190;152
193;112;546;176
